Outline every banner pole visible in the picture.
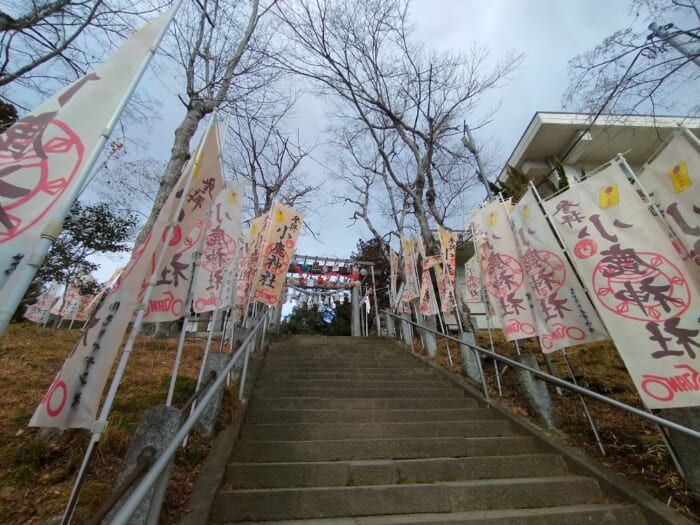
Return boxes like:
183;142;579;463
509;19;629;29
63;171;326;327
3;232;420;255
0;0;186;339
469;222;501;396
167;243;206;406
61;110;213;524
616;155;696;266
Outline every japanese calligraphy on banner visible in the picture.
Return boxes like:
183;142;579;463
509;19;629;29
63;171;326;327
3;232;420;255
24;282;60;323
419;255;441;315
141;125;225;323
236;213;269;306
29;119;220;429
390;250;399;308
638;129;700;268
464;258;482;304
252;203;303;306
399;235;420;303
544;162;700;409
438;226;457;313
0;9;174;293
471;200;537;341
512;189;607;353
191;182;244;313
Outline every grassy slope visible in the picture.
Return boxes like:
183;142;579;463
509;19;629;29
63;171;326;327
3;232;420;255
0;323;239;524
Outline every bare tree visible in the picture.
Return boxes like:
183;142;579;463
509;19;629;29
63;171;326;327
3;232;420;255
275;0;521;258
0;0;164;98
135;0;278;246
224;92;317;218
563;0;700;117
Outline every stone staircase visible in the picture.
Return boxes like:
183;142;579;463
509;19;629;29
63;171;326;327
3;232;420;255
209;336;647;524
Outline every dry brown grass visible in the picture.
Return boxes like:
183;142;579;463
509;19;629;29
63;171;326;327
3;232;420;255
0;323;240;524
410;331;700;522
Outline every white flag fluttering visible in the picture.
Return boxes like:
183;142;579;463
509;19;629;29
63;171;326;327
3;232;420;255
471;200;537;341
191;182;245;313
638;129;700;269
464;258;482;304
141;126;225;323
544;162;700;409
418;255;441;316
389;250;399;308
252;203;303;307
0;8;175;295
24;281;60;323
399;235;420;303
512;188;608;353
29;119;222;429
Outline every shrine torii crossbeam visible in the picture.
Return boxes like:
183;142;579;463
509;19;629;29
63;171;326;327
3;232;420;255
286;254;381;335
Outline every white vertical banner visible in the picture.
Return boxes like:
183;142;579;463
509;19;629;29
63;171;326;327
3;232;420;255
638;129;700;268
140;125;225;322
390;250;399;308
29;119;221;429
471;200;537;341
190;182;244;313
544;162;700;409
438;226;457;313
512;188;608;353
0;8;176;292
399;235;420;303
24;281;60;323
464;258;483;304
418;255;441;315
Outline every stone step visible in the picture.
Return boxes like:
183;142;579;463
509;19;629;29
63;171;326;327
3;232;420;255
279;371;445;380
212;476;603;522
244;407;495;424
260;363;423;372
225;454;568;488
228;504;646;525
246;397;480;410
252;388;464;399
254;380;454;390
231;436;543;462
240;420;514;441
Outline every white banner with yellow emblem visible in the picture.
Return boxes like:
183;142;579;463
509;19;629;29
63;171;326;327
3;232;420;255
544;161;700;408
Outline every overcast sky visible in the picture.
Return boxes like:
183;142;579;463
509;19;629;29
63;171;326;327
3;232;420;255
92;0;645;280
290;0;635;258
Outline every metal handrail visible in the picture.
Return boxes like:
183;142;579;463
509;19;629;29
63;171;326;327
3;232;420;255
384;310;700;440
109;309;272;524
83;447;156;525
181;370;217;414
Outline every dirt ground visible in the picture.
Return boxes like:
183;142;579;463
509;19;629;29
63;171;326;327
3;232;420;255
0;323;240;525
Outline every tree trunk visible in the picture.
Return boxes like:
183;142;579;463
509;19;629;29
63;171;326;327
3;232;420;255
135;102;208;246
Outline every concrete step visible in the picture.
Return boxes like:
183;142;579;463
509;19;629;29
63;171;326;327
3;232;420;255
231;436;543;462
227;504;646;524
260;363;424;372
212;476;603;522
252;388;464;399
225;454;568;488
244;407;493;424
240;420;514;441
246;397;480;410
254;380;455;390
279;371;446;380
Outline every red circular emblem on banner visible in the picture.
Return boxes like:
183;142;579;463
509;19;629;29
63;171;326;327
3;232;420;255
592;251;690;322
522;249;566;299
574;239;597;259
0;116;84;243
485;253;525;298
